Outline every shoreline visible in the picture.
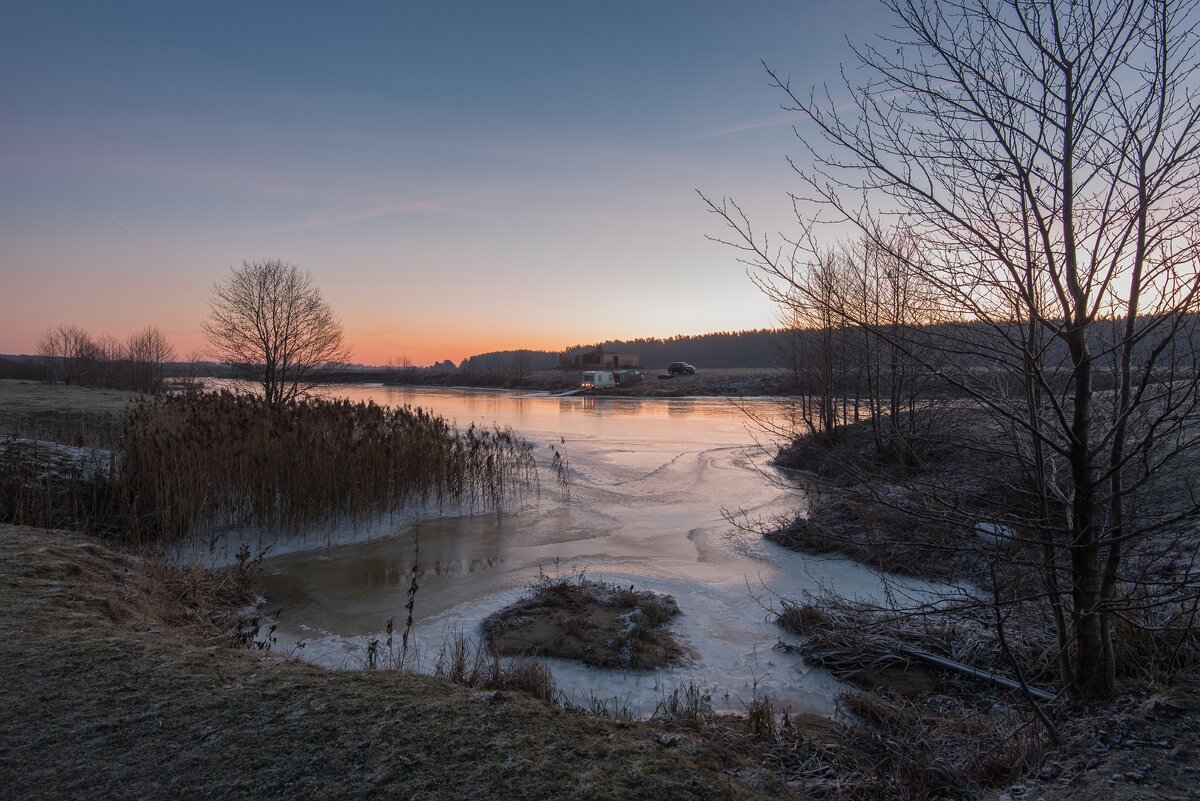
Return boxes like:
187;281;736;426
361;366;795;398
6;379;1198;799
0;524;780;800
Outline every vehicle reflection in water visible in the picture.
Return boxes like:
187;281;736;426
665;398;695;417
256;384;921;716
571;396;597;413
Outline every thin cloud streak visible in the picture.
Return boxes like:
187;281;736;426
109;213;163;256
109;213;206;303
672;111;801;142
674;84;913;144
253;179;557;235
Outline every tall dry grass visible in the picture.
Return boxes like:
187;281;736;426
430;628;557;703
118;391;537;543
1;391;536;545
0;438;120;535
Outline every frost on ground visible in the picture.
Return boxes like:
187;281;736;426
0;524;780;801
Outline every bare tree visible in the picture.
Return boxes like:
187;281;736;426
385;355;416;384
126;326;177;394
35;323;176;392
708;0;1200;701
36;326;69;384
94;334;125;388
203;260;351;405
37;324;98;385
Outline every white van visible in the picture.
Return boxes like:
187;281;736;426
580;370;616;389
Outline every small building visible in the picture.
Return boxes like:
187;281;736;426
560;348;640;370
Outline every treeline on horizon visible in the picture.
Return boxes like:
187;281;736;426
456;328;788;372
448;315;1199;379
0;324;181;394
4;316;1195;387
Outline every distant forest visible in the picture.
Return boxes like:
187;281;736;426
459;329;789;371
7;319;1187;384
452;315;1200;385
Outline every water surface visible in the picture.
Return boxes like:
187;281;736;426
254;385;904;715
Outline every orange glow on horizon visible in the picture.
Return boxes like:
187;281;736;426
1;319;778;368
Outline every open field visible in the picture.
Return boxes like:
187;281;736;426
0;524;779;800
0;379;140;422
0;379;140;444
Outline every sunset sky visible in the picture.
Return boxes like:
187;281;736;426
1;0;889;365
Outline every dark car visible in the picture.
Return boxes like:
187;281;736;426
666;362;696;375
613;369;643;386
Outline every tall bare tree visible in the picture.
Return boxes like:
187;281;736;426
37;324;98;385
125;325;177;394
203;260;351;405
708;0;1200;701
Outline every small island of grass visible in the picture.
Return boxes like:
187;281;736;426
482;575;685;669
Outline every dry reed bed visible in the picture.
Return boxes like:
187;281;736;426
1;391;537;545
0;438;122;536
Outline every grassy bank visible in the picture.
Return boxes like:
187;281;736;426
762;412;1200;800
0;378;138;444
0;524;781;800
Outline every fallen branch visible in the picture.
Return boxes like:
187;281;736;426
894;644;1057;702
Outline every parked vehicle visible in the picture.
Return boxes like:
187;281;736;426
580;370;616;389
613;369;643;387
666;362;696;375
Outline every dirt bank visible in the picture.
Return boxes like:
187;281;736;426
764;413;1200;800
0;524;782;800
482;577;685;669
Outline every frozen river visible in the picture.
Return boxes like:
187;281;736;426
246;385;907;715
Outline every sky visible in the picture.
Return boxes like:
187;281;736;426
0;0;892;365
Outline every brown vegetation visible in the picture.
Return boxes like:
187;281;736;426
431;629;559;703
119;391;537;543
0;524;782;800
0;390;537;546
482;573;685;669
766;592;1200;800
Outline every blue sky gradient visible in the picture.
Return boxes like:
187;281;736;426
1;0;889;363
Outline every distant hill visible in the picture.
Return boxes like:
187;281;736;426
458;349;560;372
561;329;788;369
455;313;1200;380
456;330;792;372
445;330;789;372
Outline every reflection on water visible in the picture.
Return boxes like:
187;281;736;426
348;555;503;587
255;384;916;715
665;398;695;417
